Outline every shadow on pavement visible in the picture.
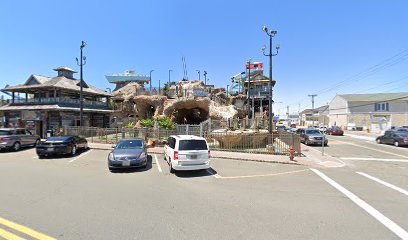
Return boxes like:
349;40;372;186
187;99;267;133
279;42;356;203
109;155;153;174
38;148;90;160
175;167;217;178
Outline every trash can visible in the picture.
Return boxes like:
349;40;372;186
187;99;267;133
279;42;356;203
46;129;54;138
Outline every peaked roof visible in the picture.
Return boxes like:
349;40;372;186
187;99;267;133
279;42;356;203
338;92;408;102
3;76;111;97
53;66;77;73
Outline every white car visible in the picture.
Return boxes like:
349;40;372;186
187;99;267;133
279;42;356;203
164;135;211;173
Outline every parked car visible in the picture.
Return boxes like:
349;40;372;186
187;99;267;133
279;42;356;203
297;128;328;146
164;135;211;173
107;138;148;170
376;132;408;147
326;127;344;136
36;135;88;158
396;128;408;133
0;128;40;151
276;125;287;131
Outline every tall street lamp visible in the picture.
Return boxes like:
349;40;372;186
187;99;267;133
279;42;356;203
76;41;87;127
149;70;154;95
246;58;252;120
262;25;280;134
196;70;201;80
203;71;207;90
226;84;229;97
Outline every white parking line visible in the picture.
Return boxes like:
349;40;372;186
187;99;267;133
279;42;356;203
68;150;93;163
311;168;408;239
356;172;408;197
340;157;408;163
154;154;162;173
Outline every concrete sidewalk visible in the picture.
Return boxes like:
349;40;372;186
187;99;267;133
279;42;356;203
89;142;344;168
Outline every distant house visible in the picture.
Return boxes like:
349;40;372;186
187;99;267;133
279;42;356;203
0;66;113;137
328;92;408;132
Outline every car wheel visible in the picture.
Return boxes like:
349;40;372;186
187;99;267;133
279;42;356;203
38;154;44;159
12;142;21;151
305;140;310;145
71;145;77;156
394;141;399;147
34;139;40;146
376;139;382;144
169;162;175;174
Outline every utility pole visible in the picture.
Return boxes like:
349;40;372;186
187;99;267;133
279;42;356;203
168;70;172;85
287;105;289;116
196;70;201;81
262;26;280;134
76;41;86;127
309;94;317;127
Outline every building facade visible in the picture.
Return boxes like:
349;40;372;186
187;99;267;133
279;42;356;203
0;66;113;137
328;93;408;132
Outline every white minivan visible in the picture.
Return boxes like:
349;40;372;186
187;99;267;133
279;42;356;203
164;135;211;173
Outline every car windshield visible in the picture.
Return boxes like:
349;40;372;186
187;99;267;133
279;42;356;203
116;140;144;149
178;140;208;150
0;130;13;135
306;130;321;134
47;137;71;141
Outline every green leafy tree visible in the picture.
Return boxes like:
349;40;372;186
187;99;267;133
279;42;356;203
140;119;154;128
155;116;176;129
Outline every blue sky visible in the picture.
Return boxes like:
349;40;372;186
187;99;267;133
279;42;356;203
1;0;407;113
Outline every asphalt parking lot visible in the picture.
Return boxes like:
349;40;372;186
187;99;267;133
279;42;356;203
0;143;407;239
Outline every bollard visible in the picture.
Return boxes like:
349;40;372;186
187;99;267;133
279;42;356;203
289;145;295;161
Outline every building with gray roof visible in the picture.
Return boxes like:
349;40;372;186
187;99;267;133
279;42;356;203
0;66;113;137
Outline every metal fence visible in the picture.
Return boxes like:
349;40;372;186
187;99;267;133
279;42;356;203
64;126;301;156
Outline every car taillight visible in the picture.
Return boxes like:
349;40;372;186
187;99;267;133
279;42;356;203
0;137;12;141
404;138;408;143
208;150;211;158
174;151;179;160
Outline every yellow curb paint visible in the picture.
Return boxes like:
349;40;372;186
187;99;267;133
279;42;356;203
331;139;408;159
0;217;55;240
0;228;25;240
219;169;309;179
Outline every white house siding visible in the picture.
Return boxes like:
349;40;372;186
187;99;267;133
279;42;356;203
328;96;348;115
328;114;348;127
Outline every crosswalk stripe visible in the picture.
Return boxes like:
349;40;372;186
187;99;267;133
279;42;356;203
0;217;55;240
357;172;408;196
0;228;25;240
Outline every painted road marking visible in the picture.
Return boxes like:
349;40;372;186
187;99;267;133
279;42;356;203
154;154;162;173
218;169;309;179
330;138;408;159
311;168;408;239
0;216;55;240
357;172;408;196
340;157;408;163
0;228;25;240
68;149;93;163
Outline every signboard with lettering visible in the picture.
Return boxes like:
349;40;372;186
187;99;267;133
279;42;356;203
21;111;41;120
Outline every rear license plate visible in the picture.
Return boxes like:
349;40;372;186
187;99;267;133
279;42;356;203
190;155;197;159
122;161;130;166
47;148;54;151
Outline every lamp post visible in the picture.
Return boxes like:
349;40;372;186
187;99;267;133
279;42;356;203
262;25;280;134
246;59;252;121
226;84;229;97
203;71;207;90
76;41;87;127
106;88;111;94
149;70;154;95
158;79;161;95
196;70;201;81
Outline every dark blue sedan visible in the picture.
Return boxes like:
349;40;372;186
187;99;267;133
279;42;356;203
36;135;88;158
108;138;148;170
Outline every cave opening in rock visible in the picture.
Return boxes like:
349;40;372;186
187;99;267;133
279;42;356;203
173;108;209;124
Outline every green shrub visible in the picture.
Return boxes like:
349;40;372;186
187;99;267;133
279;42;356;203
125;121;135;128
140;119;154;128
155;116;176;129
